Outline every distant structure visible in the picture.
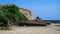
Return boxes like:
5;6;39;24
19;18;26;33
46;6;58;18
19;8;34;20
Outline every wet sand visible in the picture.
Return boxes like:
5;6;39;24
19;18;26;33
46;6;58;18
0;23;60;34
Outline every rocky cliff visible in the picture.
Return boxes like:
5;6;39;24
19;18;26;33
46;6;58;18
19;8;34;20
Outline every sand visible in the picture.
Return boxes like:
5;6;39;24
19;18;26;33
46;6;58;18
0;23;60;34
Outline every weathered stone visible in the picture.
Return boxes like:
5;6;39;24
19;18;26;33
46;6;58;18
19;8;34;20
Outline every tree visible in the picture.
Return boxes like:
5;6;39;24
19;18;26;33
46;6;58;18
0;4;28;27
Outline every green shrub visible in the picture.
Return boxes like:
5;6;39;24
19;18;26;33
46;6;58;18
0;4;28;30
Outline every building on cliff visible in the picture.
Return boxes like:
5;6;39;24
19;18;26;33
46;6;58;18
19;8;34;20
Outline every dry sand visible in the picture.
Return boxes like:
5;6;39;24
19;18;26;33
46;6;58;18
0;23;60;34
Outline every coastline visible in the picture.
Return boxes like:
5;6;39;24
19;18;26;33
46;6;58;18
0;23;60;34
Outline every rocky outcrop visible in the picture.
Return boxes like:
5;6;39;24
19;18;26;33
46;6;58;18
19;8;34;20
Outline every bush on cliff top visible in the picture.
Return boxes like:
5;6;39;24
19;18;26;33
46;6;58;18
0;4;28;29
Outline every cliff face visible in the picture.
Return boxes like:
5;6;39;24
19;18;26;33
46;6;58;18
19;8;34;20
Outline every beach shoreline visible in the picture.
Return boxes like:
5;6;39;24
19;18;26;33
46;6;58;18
0;23;60;34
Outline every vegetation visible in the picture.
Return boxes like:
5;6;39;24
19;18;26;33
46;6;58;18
0;4;28;30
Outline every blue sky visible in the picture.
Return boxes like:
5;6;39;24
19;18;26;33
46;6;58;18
0;0;60;20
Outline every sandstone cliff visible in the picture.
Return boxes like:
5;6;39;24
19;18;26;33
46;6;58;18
19;8;34;20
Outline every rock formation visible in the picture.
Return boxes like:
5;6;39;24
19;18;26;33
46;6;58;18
19;8;34;20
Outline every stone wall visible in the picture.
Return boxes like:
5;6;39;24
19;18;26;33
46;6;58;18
19;8;34;20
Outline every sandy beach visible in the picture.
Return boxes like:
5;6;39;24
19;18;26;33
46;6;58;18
0;23;60;34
